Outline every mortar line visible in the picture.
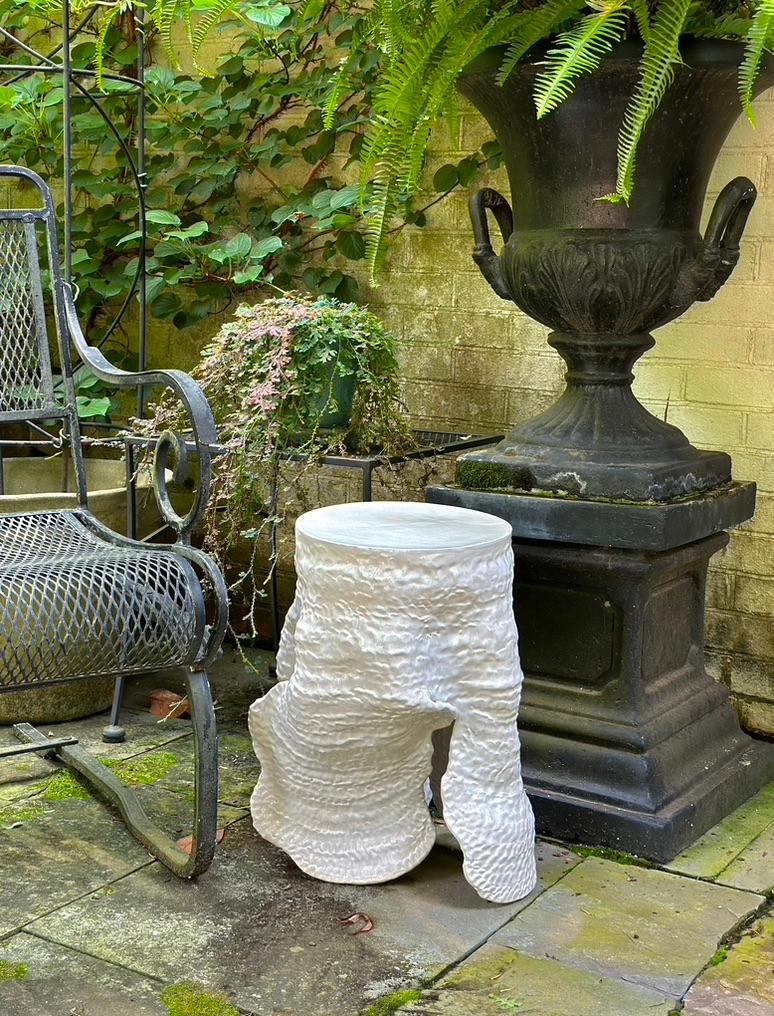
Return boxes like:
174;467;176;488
710;818;774;885
426;854;581;987
425;855;771;1006
538;833;772;895
105;728;194;761
3;817;255;985
0;857;156;943
674;896;774;1011
18;927;167;984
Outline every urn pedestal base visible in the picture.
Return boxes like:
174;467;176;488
427;482;774;861
457;443;732;503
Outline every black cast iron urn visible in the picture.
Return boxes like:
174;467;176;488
459;39;774;501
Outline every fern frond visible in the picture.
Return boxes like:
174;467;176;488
94;0;132;87
613;0;692;203
496;0;587;85
150;0;185;65
739;0;774;125
684;11;752;41
533;2;629;119
358;0;525;281
323;51;361;129
191;0;241;57
630;0;650;41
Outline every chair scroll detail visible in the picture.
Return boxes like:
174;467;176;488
0;165;227;878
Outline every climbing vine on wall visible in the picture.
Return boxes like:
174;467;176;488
0;1;503;353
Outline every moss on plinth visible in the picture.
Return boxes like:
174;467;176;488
457;460;534;493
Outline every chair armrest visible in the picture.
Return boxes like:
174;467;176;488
61;282;218;541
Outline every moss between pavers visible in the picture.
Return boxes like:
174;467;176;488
441;949;518;991
0;960;28;983
571;845;654;869
699;918;774;990
40;770;91;802
102;752;179;787
708;947;728;966
361;989;423;1015
489;997;526;1012
219;733;256;757
160;983;240;1016
41;752;180;803
0;800;45;828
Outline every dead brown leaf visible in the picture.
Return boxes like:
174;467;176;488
336;912;374;935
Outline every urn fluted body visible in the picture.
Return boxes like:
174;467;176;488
458;40;773;501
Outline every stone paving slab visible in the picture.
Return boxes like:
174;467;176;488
0;741;247;937
714;823;774;894
682;918;774;1015
392;942;674;1015
490;856;764;998
0;714;195;802
0;796;152;937
665;782;774;881
137;731;262;811
25;821;577;1016
0;932;168;1016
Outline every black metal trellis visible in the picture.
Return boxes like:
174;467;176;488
0;0;149;417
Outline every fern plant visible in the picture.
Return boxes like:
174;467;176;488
325;0;773;280
22;0;773;280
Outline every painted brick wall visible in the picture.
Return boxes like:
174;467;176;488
361;94;774;736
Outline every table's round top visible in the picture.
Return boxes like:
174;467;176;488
295;501;511;552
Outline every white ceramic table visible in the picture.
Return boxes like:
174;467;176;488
249;501;536;903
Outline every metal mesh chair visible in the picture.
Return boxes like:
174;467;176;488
0;165;228;877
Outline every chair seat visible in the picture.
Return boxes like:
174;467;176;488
0;511;201;690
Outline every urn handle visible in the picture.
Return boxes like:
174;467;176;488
697;176;757;301
469;188;514;301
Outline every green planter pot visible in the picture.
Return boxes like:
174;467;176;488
315;362;357;431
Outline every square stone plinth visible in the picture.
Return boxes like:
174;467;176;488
427;481;756;551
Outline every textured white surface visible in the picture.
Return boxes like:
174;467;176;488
249;501;537;904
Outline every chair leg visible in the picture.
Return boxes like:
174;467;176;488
102;674;127;744
13;668;219;879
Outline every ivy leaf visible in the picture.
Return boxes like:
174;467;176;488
76;395;112;418
433;164;459;192
224;233;253;260
481;140;503;169
314;214;358;231
145;210;181;226
335;275;360;302
117;229;144;246
329;186;360;211
244;3;291;29
311;189;335;210
271;204;302;225
75;371;102;390
456;158;479;187
252;235;283;259
336;231;366;260
164;221;210;241
234;265;266;284
150;291;182;319
144;276;166;303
